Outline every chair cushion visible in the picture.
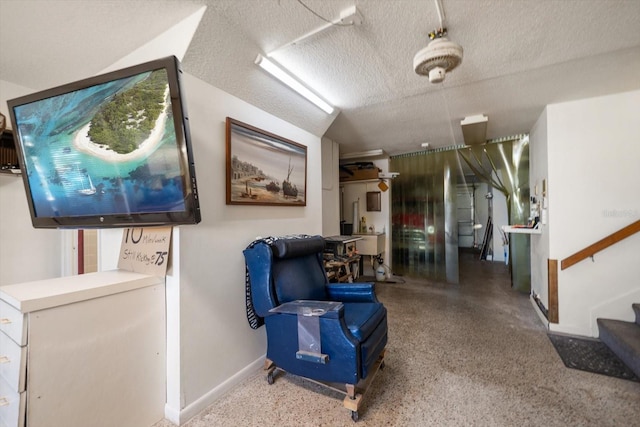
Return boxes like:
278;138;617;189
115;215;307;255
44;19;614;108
273;255;328;302
272;236;325;259
342;302;386;341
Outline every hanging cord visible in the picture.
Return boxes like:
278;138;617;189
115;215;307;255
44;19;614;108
438;82;458;146
296;0;354;26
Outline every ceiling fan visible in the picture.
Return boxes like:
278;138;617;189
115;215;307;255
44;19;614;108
413;0;463;83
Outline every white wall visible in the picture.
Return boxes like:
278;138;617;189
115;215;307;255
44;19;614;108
321;137;340;236
531;89;640;337
0;80;63;285
529;108;550;307
475;182;512;264
491;180;509;263
341;159;391;275
169;73;324;422
341;159;390;235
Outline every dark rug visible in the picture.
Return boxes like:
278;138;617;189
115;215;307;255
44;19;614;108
548;334;639;382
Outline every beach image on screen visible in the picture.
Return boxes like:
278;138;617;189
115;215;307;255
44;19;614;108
13;69;187;218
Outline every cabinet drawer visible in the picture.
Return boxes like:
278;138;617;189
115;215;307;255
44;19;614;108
0;376;25;427
0;333;26;393
0;301;26;346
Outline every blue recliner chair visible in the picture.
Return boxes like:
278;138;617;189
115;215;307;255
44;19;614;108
243;235;388;421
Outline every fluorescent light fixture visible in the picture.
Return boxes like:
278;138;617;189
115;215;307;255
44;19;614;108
255;54;334;114
421;142;430;148
340;149;387;160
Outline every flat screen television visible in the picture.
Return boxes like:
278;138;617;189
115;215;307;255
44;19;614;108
7;56;200;228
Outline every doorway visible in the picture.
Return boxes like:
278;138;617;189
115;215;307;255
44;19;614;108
456;181;490;250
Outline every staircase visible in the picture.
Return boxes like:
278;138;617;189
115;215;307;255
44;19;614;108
597;303;640;378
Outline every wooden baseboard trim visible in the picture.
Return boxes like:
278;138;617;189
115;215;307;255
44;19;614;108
548;259;558;323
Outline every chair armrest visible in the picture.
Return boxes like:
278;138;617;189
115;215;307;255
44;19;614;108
326;282;379;303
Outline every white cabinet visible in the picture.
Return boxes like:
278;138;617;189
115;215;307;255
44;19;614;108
0;299;26;427
353;233;386;256
0;270;165;427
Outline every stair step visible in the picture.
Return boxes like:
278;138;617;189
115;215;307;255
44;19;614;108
633;303;640;326
597;318;640;378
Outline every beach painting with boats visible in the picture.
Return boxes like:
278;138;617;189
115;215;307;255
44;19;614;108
226;118;306;206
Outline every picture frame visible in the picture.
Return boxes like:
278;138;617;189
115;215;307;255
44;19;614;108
366;191;381;211
226;117;307;206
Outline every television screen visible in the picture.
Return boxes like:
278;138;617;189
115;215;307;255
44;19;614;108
7;56;200;228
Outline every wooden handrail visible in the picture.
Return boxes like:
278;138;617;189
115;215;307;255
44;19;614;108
561;219;640;270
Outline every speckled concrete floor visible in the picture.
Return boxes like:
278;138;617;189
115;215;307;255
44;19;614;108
155;252;640;426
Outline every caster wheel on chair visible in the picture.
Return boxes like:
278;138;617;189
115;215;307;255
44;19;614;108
267;372;274;385
351;411;359;422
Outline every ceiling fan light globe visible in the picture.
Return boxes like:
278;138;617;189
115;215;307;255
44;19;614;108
429;66;446;83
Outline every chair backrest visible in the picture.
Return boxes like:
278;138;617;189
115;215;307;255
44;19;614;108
244;236;328;318
271;236;328;304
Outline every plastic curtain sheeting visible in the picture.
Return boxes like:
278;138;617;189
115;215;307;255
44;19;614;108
390;135;530;289
390;148;460;283
457;135;531;291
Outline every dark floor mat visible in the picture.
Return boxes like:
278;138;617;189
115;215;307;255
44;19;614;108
548;334;639;382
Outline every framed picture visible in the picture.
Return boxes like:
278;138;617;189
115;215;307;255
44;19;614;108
226;117;307;206
366;191;381;211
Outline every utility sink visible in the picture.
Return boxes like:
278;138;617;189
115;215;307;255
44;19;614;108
352;232;385;256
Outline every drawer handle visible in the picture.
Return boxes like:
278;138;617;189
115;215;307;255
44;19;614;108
0;356;9;363
0;318;11;325
0;397;9;406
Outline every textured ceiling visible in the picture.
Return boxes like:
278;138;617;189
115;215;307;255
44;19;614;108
0;0;204;89
1;0;640;156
